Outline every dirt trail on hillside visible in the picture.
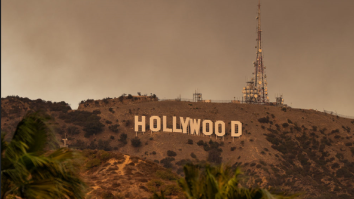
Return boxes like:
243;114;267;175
116;155;131;175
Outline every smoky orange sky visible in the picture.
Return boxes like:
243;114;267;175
2;0;354;117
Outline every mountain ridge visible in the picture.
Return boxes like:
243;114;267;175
1;95;354;199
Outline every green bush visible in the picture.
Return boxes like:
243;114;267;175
187;139;193;145
49;101;71;113
175;159;192;166
92;110;101;114
131;137;141;147
167;150;177;157
119;133;127;144
96;139;112;151
98;150;111;162
125;120;131;127
258;117;270;123
331;163;340;169
207;149;222;164
108;108;115;113
163;184;180;195
59;111;104;138
160;157;175;169
334;135;341;139
86;158;101;169
209;140;220;149
101;191;115;199
147;179;164;192
82;149;96;158
330;129;340;134
203;143;210;151
155;170;177;181
191;152;197;159
294;126;302;132
118;95;124;102
259;160;267;166
67;126;80;135
109;124;119;133
197;140;204;146
342;125;351;133
84;121;105;137
336;167;353;178
350;147;354;156
54;127;65;135
72;139;86;150
335;153;344;160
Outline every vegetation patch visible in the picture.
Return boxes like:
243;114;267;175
155;170;177;181
86;158;101;169
197;140;204;146
59;111;104;138
108;124;119;133
118;133;127;145
167;150;177;157
147;179;164;193
258;116;270;123
160;157;175;169
131;137;141;147
67;126;80;135
92;110;101;114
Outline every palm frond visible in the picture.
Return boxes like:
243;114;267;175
1;112;87;199
9;112;56;156
178;163;300;199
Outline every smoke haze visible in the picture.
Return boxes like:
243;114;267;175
2;0;354;117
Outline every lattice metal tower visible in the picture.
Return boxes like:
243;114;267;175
193;90;202;102
243;0;269;103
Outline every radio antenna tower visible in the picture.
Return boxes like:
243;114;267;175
243;0;269;103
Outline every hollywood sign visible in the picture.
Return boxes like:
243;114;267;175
134;116;242;138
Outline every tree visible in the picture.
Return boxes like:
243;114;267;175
175;163;299;199
1;111;87;199
131;137;141;147
119;133;127;145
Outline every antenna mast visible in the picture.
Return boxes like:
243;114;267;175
242;0;269;103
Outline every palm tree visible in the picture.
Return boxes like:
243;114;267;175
176;163;299;199
1;111;87;199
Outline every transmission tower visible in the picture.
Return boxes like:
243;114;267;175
243;0;269;103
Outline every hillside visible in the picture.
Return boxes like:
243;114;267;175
80;150;183;199
1;95;354;199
